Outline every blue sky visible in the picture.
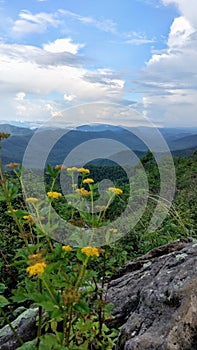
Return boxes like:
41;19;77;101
0;0;197;127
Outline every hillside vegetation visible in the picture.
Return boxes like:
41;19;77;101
0;141;196;349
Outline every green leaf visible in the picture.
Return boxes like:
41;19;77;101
45;164;59;178
0;283;6;294
7;209;29;219
74;300;90;314
39;337;66;350
37;300;57;312
17;339;36;350
76;249;87;263
11;286;29;303
0;295;9;307
40;334;58;346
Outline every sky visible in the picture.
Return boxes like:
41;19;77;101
0;0;197;128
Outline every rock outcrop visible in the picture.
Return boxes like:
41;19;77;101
107;238;197;350
1;239;196;349
0;308;38;349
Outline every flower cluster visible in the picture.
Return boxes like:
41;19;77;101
26;262;47;276
7;209;18;213
67;167;79;172
6;163;20;169
23;215;35;225
27;253;44;264
26;197;39;203
108;187;123;195
78;168;90;174
83;178;94;184
47;191;62;199
67;167;90;174
81;246;100;257
55;164;67;170
75;188;91;196
0;132;10;141
62;245;72;252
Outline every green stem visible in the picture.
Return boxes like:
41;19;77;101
74;257;89;290
100;194;115;222
64;304;73;347
0;160;29;249
42;278;62;308
37;279;43;339
0;308;24;345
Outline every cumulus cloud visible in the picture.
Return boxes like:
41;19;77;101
138;0;197;126
0;38;125;123
166;16;195;48
43;38;84;54
0;40;86;70
163;0;197;27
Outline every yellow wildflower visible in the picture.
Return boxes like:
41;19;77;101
108;187;123;195
27;253;44;265
67;167;79;172
0;132;10;141
81;246;100;257
83;178;94;184
78;167;90;174
23;215;35;224
62;245;72;252
47;191;62;199
26;197;39;203
75;188;91;196
26;262;47;277
7;209;17;213
6;163;20;169
108;228;118;233
55;164;67;170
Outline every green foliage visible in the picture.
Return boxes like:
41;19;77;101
0;141;196;348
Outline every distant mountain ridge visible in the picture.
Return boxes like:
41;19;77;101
0;123;196;166
0;123;34;135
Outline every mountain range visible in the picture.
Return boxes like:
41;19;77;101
0;123;196;167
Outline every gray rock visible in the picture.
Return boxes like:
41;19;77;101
107;238;197;350
0;308;38;349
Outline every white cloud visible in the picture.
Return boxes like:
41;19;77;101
167;16;195;47
124;31;155;45
15;92;26;101
138;0;197;126
43;38;84;54
59;9;117;34
125;38;155;45
0;42;85;68
12;10;60;35
64;94;76;101
0;40;125;123
163;0;197;27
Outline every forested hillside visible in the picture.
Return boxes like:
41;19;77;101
1;150;196;288
0;148;196;349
